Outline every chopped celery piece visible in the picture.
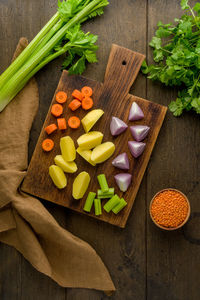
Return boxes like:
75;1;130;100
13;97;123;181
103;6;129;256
83;192;96;212
112;198;127;214
97;174;109;193
97;188;114;199
94;198;102;216
103;194;121;213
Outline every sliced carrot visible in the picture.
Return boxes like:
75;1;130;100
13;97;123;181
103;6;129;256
81;86;93;97
68;116;81;129
72;89;83;101
51;104;63;117
45;124;57;135
42;139;54;152
56;91;67;104
68;99;81;111
57;118;67;130
82;97;94;110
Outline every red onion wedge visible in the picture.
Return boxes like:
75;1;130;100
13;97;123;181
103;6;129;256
130;125;150;142
114;173;132;192
112;152;130;170
128;141;146;158
129;102;144;121
110;117;128;136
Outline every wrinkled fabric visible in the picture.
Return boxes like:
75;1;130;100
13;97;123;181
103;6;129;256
0;38;115;292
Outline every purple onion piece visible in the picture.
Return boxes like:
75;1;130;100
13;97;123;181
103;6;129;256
110;117;128;136
130;125;150;142
112;152;130;170
114;173;132;192
129;102;144;121
128;141;146;158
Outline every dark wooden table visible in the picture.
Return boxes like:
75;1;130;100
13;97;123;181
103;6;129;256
0;0;199;299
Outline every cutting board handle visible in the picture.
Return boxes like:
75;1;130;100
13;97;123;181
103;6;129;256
103;44;145;100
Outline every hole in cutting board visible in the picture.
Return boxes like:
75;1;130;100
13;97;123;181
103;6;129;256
122;60;127;65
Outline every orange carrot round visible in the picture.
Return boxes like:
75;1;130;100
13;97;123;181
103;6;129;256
68;99;81;111
72;89;83;101
81;86;93;97
42;139;54;152
57;118;67;130
68;116;81;129
82;97;94;110
56;91;67;104
45;124;57;135
51;104;63;117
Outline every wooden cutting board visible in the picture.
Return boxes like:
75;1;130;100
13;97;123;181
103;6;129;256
21;44;167;228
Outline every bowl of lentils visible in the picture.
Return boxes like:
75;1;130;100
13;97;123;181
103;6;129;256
149;188;190;230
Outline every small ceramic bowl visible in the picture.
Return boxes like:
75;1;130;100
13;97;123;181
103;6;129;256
149;188;191;231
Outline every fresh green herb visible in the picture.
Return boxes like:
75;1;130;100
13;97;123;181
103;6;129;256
0;0;109;112
141;0;200;116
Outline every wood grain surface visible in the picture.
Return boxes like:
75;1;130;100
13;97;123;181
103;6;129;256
22;44;167;227
0;0;200;299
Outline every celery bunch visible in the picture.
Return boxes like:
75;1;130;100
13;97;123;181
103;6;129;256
0;0;109;112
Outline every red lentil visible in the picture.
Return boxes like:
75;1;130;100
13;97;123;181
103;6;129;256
151;190;189;228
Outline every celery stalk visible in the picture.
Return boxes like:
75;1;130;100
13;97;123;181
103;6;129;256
29;19;64;59
84;192;96;212
0;12;60;88
103;195;121;213
94;198;102;216
97;174;109;193
0;0;108;112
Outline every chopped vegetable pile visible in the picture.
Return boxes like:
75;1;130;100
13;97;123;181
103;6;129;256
0;0;109;112
83;174;128;215
43;84;150;218
142;0;200;116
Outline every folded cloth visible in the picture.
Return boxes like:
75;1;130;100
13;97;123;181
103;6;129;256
0;38;115;293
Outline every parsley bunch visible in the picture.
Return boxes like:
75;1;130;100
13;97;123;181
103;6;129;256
142;0;200;116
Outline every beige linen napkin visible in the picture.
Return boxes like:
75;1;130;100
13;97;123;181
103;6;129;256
0;38;115;293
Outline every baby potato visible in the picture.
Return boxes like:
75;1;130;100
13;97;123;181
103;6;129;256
91;142;115;164
77;131;103;150
60;136;76;162
54;155;77;173
76;147;96;166
72;171;90;200
49;165;67;189
81;109;104;133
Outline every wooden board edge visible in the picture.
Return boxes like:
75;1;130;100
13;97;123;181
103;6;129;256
20;186;126;228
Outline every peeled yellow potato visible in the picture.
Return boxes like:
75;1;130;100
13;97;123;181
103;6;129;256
72;171;91;200
54;155;77;173
76;147;96;166
49;165;67;189
81;109;104;132
91;142;115;164
77;131;103;150
60;136;76;162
